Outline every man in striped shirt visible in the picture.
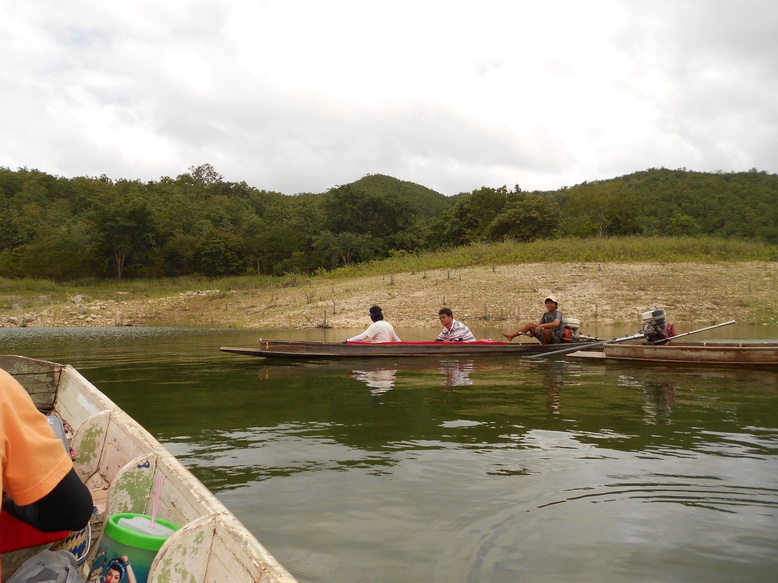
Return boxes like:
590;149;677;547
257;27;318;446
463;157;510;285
435;308;476;342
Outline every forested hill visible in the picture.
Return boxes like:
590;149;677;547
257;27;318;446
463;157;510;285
348;174;453;218
541;168;777;241
0;165;775;281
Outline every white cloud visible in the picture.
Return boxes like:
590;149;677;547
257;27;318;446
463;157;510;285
1;0;776;195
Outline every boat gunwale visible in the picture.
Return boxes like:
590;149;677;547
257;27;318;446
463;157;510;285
220;338;604;359
598;340;778;366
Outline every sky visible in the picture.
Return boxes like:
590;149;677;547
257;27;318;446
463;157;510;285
2;0;777;196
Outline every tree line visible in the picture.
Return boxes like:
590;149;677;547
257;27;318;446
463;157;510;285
0;164;775;281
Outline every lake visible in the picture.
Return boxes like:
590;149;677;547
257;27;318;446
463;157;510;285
2;324;777;583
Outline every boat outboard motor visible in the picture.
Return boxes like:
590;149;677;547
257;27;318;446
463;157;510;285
642;309;671;344
562;317;581;342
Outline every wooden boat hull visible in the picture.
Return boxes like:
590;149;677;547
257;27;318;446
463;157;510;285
220;339;599;359
571;342;778;366
1;354;297;583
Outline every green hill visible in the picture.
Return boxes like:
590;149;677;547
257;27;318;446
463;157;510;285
347;173;454;218
541;168;777;241
1;165;776;282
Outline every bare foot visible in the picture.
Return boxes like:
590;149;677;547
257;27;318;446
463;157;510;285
501;332;513;341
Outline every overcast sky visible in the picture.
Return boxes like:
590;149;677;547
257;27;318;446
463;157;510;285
2;1;776;196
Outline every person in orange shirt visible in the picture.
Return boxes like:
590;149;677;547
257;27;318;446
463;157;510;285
1;367;93;578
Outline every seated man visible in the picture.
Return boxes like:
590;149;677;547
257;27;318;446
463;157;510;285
1;367;93;579
502;295;564;344
435;308;476;342
345;305;401;343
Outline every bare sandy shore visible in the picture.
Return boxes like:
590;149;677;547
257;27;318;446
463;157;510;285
3;262;776;331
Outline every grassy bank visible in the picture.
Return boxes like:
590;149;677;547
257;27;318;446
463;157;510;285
331;236;777;279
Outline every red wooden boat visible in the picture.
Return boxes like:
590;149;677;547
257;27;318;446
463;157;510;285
220;338;600;359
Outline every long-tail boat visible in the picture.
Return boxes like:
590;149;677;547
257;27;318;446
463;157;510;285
569;341;778;366
220;338;601;359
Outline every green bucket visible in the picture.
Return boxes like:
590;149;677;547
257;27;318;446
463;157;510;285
88;513;179;583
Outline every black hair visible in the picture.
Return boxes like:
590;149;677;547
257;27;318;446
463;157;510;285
106;559;126;580
369;305;384;321
438;308;453;317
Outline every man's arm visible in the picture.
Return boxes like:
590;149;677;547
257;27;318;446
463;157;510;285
3;468;93;532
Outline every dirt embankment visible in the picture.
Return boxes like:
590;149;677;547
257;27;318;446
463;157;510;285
2;262;776;330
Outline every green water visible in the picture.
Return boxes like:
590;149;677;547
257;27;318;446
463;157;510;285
2;326;777;583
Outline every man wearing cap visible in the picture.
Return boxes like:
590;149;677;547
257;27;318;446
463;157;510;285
502;295;563;344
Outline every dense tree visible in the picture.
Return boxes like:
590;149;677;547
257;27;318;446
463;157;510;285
313;231;380;269
157;233;199;277
427;186;515;247
253;225;309;275
0;166;775;281
194;232;245;277
565;182;642;237
666;213;702;237
17;224;97;281
189;163;223;185
484;193;560;242
92;197;158;279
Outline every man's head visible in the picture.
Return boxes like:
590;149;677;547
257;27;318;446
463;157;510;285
369;305;384;321
438;308;454;328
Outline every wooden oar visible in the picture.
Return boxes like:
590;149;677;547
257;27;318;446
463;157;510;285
526;331;646;359
528;319;737;359
651;319;736;344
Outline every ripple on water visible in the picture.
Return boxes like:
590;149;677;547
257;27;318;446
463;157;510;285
435;471;778;583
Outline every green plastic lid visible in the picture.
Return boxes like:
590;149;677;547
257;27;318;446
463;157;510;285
104;513;179;552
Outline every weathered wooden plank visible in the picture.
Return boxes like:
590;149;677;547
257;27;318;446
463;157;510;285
71;410;111;488
152;514;297;583
0;354;62;410
604;341;778;365
151;514;217;583
567;342;778;366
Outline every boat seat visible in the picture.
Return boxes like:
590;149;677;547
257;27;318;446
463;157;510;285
80;448;230;572
151;513;298;583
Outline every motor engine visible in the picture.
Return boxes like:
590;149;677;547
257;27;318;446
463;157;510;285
641;309;675;344
562;317;581;342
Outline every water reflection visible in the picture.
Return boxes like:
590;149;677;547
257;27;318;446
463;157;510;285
537;360;565;416
352;368;397;405
640;382;678;425
4;327;778;583
352;360;476;404
352;368;397;394
355;359;479;390
439;359;474;388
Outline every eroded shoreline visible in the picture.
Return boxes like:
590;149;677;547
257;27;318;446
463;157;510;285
2;262;776;330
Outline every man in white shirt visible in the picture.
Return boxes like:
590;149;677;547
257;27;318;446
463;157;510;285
345;306;401;343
